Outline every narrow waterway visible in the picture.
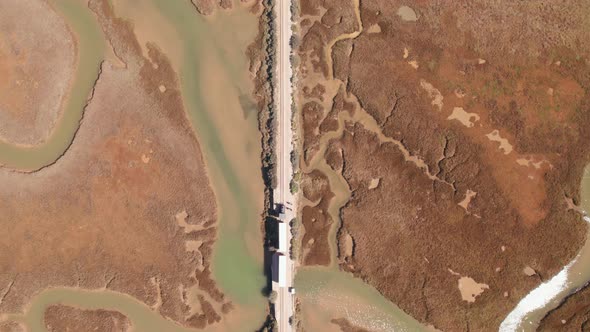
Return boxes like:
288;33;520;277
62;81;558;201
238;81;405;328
10;288;198;332
501;165;590;331
0;0;104;171
295;109;431;331
148;0;266;309
2;1;267;331
294;0;430;329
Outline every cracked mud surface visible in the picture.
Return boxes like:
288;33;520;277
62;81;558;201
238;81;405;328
297;0;590;330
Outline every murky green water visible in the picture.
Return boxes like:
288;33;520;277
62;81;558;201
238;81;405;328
0;0;104;171
295;169;429;331
2;1;265;331
151;1;265;308
9;288;197;332
296;267;430;332
582;166;590;211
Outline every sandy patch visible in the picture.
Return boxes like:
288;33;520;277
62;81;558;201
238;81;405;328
368;178;380;190
420;79;443;111
408;60;419;69
342;232;354;258
397;6;418;22
175;210;208;233
524;266;537;277
516;157;551;170
458;190;477;211
366;24;381;34
447;107;480;127
486;129;513;154
185;240;203;253
458;277;489;303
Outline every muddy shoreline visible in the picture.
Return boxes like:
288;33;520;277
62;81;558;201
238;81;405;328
296;0;590;330
0;0;78;147
0;0;268;331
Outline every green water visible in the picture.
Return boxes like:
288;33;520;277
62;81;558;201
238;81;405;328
152;1;265;306
11;288;197;332
296;267;429;331
0;0;104;171
2;0;266;331
582;166;590;212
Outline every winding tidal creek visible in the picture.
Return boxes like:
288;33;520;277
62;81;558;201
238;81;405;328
3;1;266;331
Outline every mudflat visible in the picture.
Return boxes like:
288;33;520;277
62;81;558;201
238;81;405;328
296;0;590;330
0;0;262;330
0;0;76;146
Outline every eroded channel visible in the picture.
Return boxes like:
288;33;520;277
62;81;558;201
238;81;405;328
294;0;430;330
0;0;104;171
1;1;266;331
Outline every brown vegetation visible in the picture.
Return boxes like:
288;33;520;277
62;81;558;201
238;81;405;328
0;0;76;145
0;321;24;332
0;0;232;329
300;170;334;265
538;284;590;331
297;0;590;330
44;305;130;332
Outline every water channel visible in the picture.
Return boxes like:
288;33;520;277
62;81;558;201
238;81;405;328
292;0;590;328
2;0;266;331
293;0;431;329
5;0;590;331
501;165;590;331
296;267;431;332
0;0;104;171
